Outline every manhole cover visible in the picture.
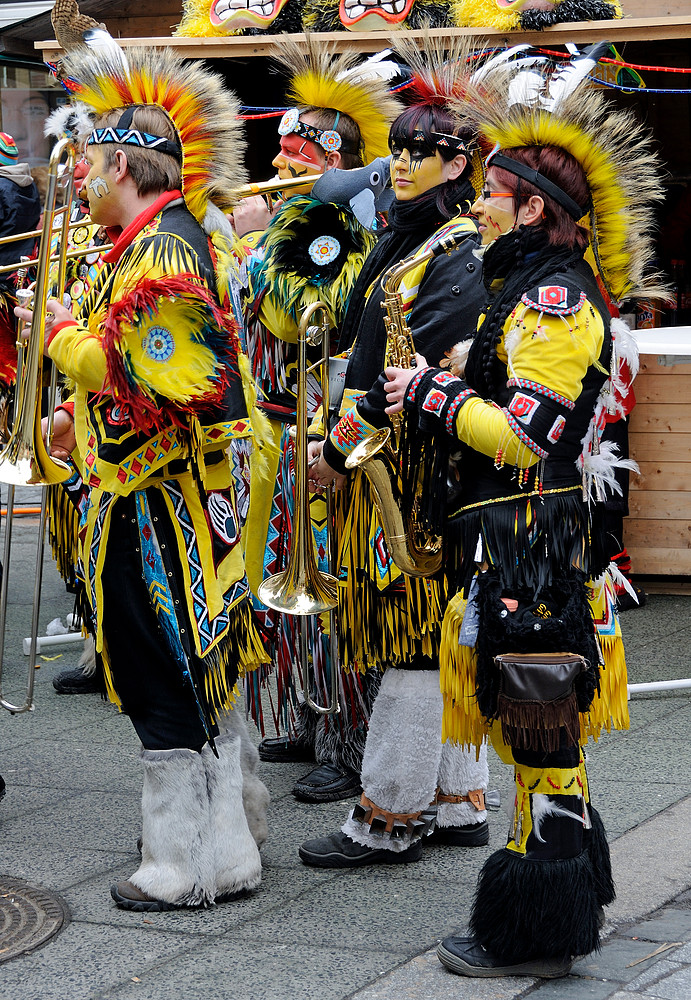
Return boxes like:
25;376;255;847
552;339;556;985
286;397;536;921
0;877;70;963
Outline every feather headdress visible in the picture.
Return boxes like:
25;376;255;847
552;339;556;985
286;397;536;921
60;46;248;227
275;36;402;164
452;43;666;303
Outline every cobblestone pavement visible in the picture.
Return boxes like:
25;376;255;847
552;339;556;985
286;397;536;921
0;490;690;999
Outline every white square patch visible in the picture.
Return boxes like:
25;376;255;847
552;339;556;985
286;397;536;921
508;392;540;425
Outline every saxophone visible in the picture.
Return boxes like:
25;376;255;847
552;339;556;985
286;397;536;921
345;233;464;578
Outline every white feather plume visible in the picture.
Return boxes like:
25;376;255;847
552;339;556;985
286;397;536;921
43;102;94;142
541;41;609;113
336;50;401;85
578;435;639;500
82;27;128;72
531;793;586;843
508;69;545;110
611;316;640;382
470;44;532;85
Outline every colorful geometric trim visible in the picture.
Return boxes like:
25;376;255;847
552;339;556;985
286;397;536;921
88;127;181;161
87;493;115;627
507;378;575;411
160;480;247;654
445;388;475;435
521;290;586;316
405;366;431;408
330;405;378;458
114;429;181;486
504;410;548;459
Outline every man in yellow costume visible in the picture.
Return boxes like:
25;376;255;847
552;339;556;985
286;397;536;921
17;45;269;912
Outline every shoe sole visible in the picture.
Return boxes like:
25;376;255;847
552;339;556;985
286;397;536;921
428;826;490;847
110;885;182;912
298;844;422;868
258;750;315;764
292;784;362;803
437;943;573;979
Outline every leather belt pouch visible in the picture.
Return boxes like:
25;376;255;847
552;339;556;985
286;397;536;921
495;652;586;753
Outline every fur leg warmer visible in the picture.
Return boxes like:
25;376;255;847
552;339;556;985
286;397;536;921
220;709;270;848
131;747;215;907
313;667;381;773
470;846;602;963
202;734;263;898
436;742;489;828
342;668;442;852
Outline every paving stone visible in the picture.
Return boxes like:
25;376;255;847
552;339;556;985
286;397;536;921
624;959;684;993
625;909;691;943
572;938;678;983
638;965;691;999
529;978;620;999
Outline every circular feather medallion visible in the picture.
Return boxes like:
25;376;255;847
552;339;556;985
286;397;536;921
142;325;176;362
308;234;341;265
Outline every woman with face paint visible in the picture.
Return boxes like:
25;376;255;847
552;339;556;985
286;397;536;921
299;40;490;870
379;47;664;977
237;41;402;804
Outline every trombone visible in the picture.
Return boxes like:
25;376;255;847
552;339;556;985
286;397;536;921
0;136;77;714
257;301;340;716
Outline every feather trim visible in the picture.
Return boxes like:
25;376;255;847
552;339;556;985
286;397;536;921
100;273;235;434
273;36;401;164
60;46;247;225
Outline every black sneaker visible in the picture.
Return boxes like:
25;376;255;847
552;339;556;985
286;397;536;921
0;775;5;803
257;735;315;764
427;819;489;847
293;763;361;803
299;830;422;868
437;936;573;978
53;669;100;694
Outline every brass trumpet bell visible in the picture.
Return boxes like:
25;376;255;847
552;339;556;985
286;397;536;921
257;563;337;617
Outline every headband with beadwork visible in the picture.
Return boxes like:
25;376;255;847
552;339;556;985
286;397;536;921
278;108;359;156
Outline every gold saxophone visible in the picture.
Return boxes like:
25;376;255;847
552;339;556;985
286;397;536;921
345;233;465;578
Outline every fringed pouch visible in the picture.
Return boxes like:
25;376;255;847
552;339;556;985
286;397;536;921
495;651;587;753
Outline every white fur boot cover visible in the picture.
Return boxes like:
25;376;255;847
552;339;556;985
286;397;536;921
220;709;270;848
131;747;215;907
342;668;443;852
202;733;262;896
436;741;489;828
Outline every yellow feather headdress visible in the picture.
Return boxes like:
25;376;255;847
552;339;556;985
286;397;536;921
275;36;402;164
60;46;248;227
450;43;666;303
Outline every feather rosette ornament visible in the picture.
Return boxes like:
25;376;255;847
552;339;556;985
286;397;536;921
101;275;236;434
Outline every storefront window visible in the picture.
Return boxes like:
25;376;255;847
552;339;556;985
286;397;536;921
0;62;65;166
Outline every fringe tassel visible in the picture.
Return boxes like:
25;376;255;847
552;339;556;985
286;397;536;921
586;804;616;908
46;484;81;591
439;593;489;749
470;848;602;963
204;599;269;720
581;632;629;742
498;691;581;753
336;471;445;672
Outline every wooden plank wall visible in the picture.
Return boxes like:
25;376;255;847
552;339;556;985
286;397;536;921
625;357;691;576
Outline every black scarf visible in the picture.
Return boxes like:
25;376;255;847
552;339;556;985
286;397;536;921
340;181;475;390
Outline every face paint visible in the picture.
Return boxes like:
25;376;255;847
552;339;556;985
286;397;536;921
471;167;518;245
88;175;109;199
272;133;325;175
390;146;450;202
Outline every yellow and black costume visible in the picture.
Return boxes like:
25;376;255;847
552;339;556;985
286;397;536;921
241;41;400;793
52;43;270;911
388;43;664;974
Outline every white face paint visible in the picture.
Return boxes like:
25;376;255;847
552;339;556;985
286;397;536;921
88;175;110;199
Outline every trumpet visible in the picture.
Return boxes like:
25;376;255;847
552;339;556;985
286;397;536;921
0;137;77;714
234;175;318;203
257;301;340;716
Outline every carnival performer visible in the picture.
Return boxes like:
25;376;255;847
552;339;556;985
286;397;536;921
300;39;490;867
379;44;663;975
235;40;400;804
16;45;271;912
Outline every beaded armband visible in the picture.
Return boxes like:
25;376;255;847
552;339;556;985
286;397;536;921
502;381;575;459
405;366;477;436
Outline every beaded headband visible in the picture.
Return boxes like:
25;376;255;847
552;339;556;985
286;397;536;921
278;108;359;156
87;105;183;162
